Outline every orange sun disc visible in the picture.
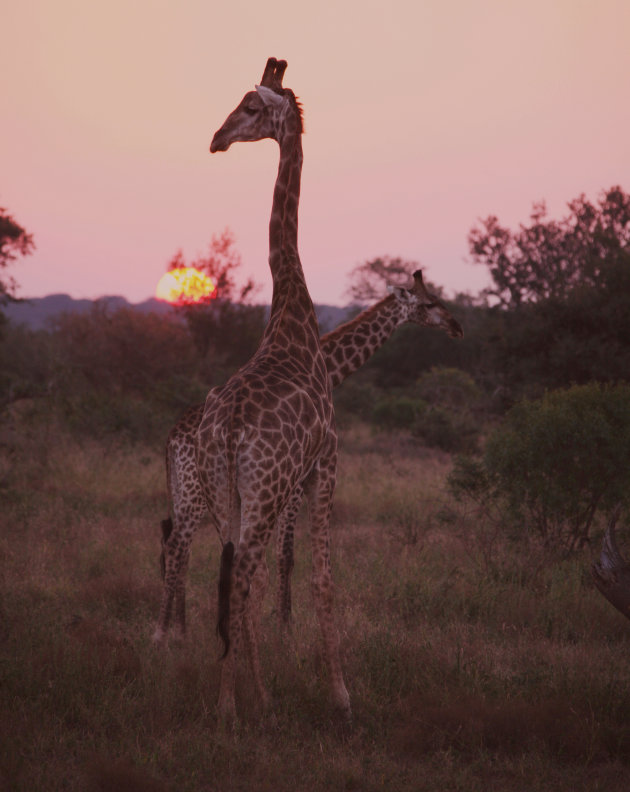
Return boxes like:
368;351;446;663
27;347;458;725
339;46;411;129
156;267;217;305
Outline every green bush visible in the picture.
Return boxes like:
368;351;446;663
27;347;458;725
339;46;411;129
448;382;630;550
415;366;481;410
410;368;482;452
371;396;427;430
0;324;54;405
333;378;379;422
411;406;479;454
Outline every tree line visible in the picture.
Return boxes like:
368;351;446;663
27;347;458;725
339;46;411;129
2;186;630;421
2;187;630;550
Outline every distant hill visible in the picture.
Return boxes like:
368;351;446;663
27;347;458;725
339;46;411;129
3;294;351;333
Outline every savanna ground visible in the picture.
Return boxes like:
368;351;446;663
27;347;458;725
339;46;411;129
2;404;630;792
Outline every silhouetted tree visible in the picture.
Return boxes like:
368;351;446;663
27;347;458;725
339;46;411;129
346;256;439;303
465;186;630;401
469;186;630;308
0;207;35;303
167;230;265;377
478;248;630;399
169;228;257;304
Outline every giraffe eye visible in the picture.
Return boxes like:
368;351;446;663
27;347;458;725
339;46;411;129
244;106;258;116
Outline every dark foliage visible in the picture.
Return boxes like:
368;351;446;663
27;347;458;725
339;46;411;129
469;185;630;308
0;207;35;303
449;383;630;550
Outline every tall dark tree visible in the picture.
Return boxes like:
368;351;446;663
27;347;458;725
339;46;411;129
169;228;256;304
0;208;35;303
469;186;630;307
167;230;265;378
468;186;630;399
346;256;441;303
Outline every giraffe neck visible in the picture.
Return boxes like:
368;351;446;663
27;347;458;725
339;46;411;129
321;295;404;388
267;113;312;320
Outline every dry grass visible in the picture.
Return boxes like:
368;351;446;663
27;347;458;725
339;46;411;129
1;415;630;790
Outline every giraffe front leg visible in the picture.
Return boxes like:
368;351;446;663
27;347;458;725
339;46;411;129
153;586;174;644
311;540;351;722
306;463;351;724
173;547;190;642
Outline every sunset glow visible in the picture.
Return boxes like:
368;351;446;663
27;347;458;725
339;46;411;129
2;1;630;305
155;267;216;305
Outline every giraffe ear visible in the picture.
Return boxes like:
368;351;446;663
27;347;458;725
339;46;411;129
255;85;287;108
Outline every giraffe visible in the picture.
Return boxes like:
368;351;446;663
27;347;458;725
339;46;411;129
192;58;349;723
156;271;463;640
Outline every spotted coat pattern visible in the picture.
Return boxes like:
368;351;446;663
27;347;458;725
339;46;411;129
157;277;463;633
155;58;351;724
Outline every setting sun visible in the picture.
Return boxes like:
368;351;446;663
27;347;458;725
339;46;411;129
155;267;216;305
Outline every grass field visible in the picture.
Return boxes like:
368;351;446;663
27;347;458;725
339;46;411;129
2;408;630;791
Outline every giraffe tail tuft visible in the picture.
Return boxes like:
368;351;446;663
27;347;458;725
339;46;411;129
161;517;174;542
217;541;235;659
159;517;174;580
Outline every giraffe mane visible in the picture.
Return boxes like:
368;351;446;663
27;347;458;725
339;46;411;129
290;93;304;133
270;88;305;133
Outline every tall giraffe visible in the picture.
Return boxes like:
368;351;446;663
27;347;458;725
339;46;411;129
193;58;349;723
156;271;463;639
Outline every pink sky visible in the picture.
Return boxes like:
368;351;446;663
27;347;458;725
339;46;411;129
2;0;629;306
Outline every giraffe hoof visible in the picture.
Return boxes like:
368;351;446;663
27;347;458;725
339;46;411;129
332;691;352;729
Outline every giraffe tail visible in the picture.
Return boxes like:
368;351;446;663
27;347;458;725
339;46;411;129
159;517;174;580
217;540;235;659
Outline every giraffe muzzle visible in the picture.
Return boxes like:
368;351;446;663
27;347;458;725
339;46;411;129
210;132;230;153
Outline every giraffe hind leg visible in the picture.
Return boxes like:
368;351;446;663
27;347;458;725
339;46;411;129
243;558;271;710
153;518;175;643
275;488;302;627
154;515;196;644
217;540;270;722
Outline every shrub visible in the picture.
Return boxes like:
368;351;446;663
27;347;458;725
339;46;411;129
51;303;198;395
448;382;630;551
415;366;481;410
411;368;482;452
371;396;426;430
0;323;54;405
411;406;479;454
333;379;379;422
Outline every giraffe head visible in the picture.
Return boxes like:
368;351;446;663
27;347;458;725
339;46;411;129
210;58;303;153
390;270;464;338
